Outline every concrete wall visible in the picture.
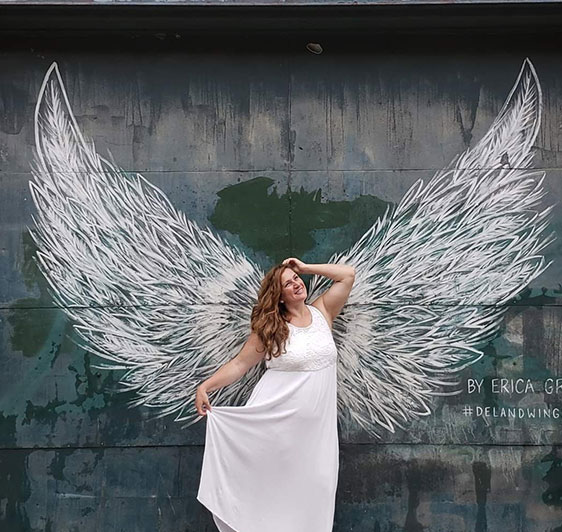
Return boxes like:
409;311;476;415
2;14;562;532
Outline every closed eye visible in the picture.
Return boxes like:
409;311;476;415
284;274;298;287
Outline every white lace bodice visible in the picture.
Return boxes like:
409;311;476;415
265;304;338;372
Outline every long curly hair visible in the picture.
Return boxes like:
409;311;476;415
250;263;297;361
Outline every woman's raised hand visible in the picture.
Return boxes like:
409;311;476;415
282;257;308;274
195;385;212;416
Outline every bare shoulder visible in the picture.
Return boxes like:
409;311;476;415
310;299;333;330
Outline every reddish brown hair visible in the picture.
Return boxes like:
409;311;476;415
250;263;293;361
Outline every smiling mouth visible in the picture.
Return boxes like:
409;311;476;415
295;287;303;294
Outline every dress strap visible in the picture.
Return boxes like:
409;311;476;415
307;304;330;328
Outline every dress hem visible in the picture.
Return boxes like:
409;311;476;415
197;493;242;532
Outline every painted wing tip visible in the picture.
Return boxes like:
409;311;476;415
522;56;534;70
521;57;539;83
41;61;65;96
35;62;65;123
46;61;59;76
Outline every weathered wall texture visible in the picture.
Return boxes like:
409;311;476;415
2;27;562;531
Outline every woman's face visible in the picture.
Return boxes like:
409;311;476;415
280;268;307;305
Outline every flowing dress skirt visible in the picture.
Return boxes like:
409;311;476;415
197;362;339;532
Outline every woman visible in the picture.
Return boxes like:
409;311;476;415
195;257;355;532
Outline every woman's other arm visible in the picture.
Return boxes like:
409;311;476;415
195;331;265;415
307;263;356;323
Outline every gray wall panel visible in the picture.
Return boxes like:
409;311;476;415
2;32;562;531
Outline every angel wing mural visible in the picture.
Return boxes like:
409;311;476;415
28;59;554;439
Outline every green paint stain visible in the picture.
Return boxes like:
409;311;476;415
7;231;61;358
0;312;67;416
6;303;58;359
211;177;292;262
210;176;391;264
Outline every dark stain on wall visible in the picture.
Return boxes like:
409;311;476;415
0;82;28;136
473;461;491;532
0;449;31;531
542;444;562;532
23;398;66;429
0;412;17;447
404;463;425;532
48;448;75;481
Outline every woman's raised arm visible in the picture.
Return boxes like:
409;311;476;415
283;258;356;323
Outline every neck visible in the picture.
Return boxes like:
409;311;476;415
284;301;308;319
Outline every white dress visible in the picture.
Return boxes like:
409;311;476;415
197;304;339;532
